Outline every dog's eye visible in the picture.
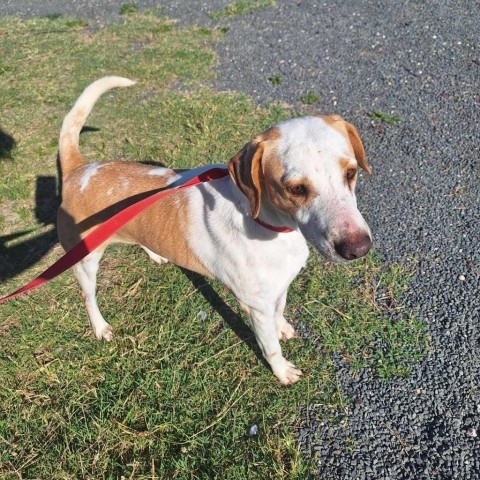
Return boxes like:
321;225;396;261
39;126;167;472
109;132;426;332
287;184;307;196
346;168;357;181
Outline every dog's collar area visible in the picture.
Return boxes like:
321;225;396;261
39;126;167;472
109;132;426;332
253;217;294;233
175;167;293;233
223;167;294;233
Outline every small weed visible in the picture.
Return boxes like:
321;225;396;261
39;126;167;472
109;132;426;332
269;74;282;85
120;3;138;15
219;25;230;34
374;317;427;380
210;0;275;20
300;91;320;104
198;27;213;35
0;62;10;75
45;12;62;20
369;111;402;124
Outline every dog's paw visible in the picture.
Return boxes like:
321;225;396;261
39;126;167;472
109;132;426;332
276;319;298;341
94;323;113;341
272;358;303;386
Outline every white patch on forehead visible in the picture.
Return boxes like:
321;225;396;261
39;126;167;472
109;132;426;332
80;163;103;192
278;117;348;165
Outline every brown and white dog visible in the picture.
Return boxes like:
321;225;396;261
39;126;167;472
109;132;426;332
57;77;372;385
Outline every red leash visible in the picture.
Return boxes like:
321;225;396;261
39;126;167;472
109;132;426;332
0;168;228;304
0;167;293;304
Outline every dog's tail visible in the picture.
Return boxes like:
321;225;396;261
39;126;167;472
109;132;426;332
59;76;136;181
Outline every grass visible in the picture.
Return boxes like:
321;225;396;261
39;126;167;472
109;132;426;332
120;3;139;15
269;75;282;85
369;111;402;124
209;0;275;20
300;91;320;105
0;12;426;479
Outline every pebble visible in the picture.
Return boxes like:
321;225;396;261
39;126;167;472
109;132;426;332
466;428;477;438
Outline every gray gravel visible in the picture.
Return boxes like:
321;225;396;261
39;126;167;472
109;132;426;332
1;1;479;479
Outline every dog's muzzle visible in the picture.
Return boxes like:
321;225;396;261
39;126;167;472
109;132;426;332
333;233;372;260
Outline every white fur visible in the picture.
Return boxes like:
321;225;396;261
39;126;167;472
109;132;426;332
182;178;309;385
79;163;103;192
148;167;175;177
141;246;169;264
74;250;112;341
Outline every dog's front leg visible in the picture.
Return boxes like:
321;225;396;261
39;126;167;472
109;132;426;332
249;308;302;385
275;290;298;341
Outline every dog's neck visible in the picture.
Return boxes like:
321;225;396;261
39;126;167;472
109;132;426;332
226;177;298;233
256;192;297;232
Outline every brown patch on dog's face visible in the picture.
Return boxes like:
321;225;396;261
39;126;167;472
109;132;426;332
339;157;359;190
262;156;317;215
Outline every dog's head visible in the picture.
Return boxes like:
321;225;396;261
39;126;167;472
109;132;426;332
228;115;372;262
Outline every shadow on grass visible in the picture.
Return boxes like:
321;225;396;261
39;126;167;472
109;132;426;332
0;174;60;282
0;127;92;282
181;269;268;369
0;128;15;160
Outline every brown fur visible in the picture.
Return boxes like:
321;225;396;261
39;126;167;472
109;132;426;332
228;127;280;218
59;143;87;181
58;162;212;277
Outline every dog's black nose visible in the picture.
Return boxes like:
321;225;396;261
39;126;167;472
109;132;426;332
334;234;372;260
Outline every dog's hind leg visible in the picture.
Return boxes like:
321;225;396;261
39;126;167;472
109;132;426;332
73;249;113;341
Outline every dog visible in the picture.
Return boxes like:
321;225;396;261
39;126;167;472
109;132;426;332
57;77;372;385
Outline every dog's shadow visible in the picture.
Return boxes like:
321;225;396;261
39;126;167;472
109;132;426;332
181;269;267;368
0;128;15;160
0;128;86;282
0;174;60;282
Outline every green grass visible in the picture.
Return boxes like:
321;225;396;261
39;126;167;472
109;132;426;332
120;3;139;15
269;74;283;85
209;0;275;20
44;12;63;20
300;91;320;105
0;13;426;479
369;111;402;124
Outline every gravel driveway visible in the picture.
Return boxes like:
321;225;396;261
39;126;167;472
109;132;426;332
1;1;478;479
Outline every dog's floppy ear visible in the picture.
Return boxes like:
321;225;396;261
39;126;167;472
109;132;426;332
228;139;265;219
344;122;371;174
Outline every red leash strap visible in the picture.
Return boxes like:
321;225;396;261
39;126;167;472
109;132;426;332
0;167;229;304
